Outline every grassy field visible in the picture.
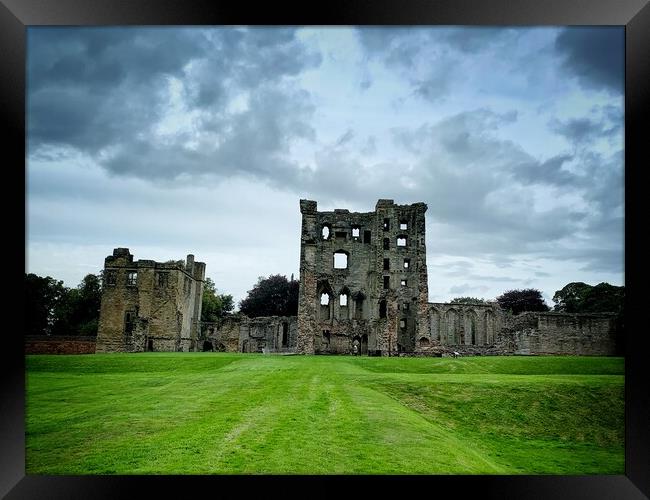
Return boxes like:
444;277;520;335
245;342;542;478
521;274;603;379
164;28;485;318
25;353;624;475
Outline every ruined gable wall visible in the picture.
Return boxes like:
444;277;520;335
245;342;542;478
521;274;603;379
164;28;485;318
96;249;139;353
296;199;428;356
95;249;205;353
297;200;318;354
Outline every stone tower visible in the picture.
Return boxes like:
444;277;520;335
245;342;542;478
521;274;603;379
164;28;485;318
95;248;205;353
296;199;428;355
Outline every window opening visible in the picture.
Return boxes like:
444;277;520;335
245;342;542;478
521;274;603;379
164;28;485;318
104;270;117;286
397;236;407;247
383;258;390;270
127;271;137;287
383;276;390;289
282;322;289;347
156;272;168;288
333;251;348;269
379;300;387;318
355;296;364;319
124;311;134;335
383;238;390;250
363;230;371;243
404;258;410;269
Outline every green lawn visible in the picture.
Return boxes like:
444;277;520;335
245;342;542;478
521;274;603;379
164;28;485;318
25;353;624;474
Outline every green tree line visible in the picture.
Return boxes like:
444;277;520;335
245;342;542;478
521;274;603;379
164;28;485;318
25;273;102;336
26;270;623;337
25;272;235;336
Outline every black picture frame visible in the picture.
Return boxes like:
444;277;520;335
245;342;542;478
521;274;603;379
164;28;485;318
5;0;648;498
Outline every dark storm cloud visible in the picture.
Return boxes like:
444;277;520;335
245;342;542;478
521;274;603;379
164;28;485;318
27;27;322;179
356;27;525;102
510;154;578;186
555;27;624;94
549;113;621;149
28;27;203;151
102;86;316;182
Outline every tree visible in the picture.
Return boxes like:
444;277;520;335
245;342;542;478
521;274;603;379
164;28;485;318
25;272;102;336
25;273;67;336
51;273;102;336
496;288;550;315
553;282;624;314
449;297;486;304
239;274;299;318
551;282;592;313
201;277;234;322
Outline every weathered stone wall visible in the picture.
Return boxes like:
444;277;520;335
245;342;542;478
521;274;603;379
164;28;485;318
95;248;205;353
296;199;428;356
425;302;503;351
200;315;298;353
504;312;617;356
25;336;97;355
410;307;618;357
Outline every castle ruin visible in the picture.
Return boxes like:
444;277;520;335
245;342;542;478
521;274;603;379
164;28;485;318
296;199;429;355
95;200;619;356
95;248;205;353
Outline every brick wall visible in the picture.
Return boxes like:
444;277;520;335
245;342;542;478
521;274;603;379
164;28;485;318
25;336;97;355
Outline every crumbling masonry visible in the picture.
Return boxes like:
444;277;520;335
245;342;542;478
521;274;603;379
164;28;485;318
296;199;429;355
95;249;205;353
293;199;618;356
95;200;619;356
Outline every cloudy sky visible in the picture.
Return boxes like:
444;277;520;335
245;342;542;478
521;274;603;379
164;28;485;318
26;26;624;308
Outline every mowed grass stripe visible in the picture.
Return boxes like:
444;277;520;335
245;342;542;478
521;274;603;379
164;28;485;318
25;354;624;474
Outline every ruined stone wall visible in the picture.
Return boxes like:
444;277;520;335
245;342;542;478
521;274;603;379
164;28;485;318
95;248;205;353
25;336;96;355
296;199;428;356
504;312;617;356
414;306;618;357
200;315;298;353
423;302;504;353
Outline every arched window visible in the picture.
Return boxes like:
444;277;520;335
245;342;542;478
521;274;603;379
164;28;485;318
320;293;331;320
322;225;331;240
